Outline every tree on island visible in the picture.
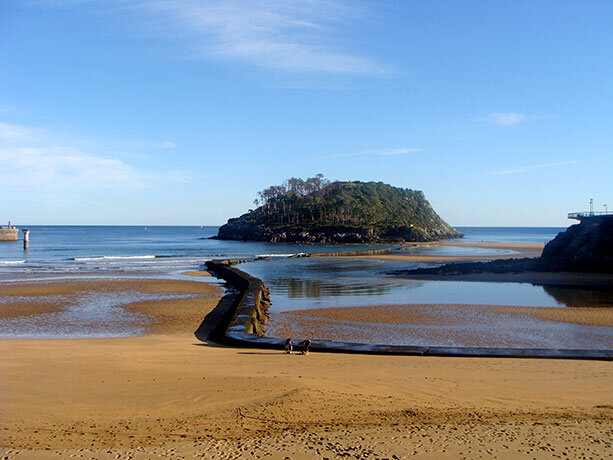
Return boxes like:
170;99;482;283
216;175;462;243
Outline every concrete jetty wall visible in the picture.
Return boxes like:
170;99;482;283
204;260;613;361
0;228;19;241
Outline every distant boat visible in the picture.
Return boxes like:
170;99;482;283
0;221;19;242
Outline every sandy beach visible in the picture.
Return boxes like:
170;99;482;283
354;241;545;262
2;333;612;459
0;273;612;458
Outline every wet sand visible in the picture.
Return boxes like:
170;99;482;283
283;303;613;327
0;278;223;333
357;241;544;262
272;302;613;349
181;270;212;277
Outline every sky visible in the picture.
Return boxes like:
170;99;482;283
1;0;612;227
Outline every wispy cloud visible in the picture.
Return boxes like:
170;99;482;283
490;161;578;176
0;120;188;190
324;147;423;159
0;146;146;188
487;112;535;126
0;121;31;140
134;0;383;74
160;141;176;148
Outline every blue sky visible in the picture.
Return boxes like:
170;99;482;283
1;1;611;226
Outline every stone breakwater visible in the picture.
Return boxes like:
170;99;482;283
204;260;271;338
204;260;612;360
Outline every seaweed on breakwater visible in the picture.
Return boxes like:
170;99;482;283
202;260;613;360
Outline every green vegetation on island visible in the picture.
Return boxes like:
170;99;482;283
216;175;462;243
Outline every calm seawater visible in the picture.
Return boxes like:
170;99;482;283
1;225;611;348
454;226;566;244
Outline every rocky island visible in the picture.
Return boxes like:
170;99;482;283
215;175;462;243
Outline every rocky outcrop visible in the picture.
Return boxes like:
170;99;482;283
393;216;613;276
216;222;459;244
540;216;613;272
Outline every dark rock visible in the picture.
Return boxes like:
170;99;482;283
541;216;613;272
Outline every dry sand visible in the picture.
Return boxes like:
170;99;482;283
1;277;612;459
2;334;613;459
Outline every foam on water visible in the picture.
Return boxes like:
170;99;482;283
72;255;156;261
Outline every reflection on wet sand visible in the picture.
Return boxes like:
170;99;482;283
271;277;420;299
542;284;613;307
270;303;613;349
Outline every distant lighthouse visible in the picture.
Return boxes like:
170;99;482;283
22;228;30;249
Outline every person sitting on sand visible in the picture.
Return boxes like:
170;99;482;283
299;339;311;355
284;338;293;354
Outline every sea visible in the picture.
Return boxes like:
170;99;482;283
0;225;563;277
1;225;612;348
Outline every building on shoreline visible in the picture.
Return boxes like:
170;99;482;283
0;221;19;241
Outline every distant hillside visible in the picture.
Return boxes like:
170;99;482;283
215;176;462;243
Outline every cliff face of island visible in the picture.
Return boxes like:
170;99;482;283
215;177;462;244
396;216;613;275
